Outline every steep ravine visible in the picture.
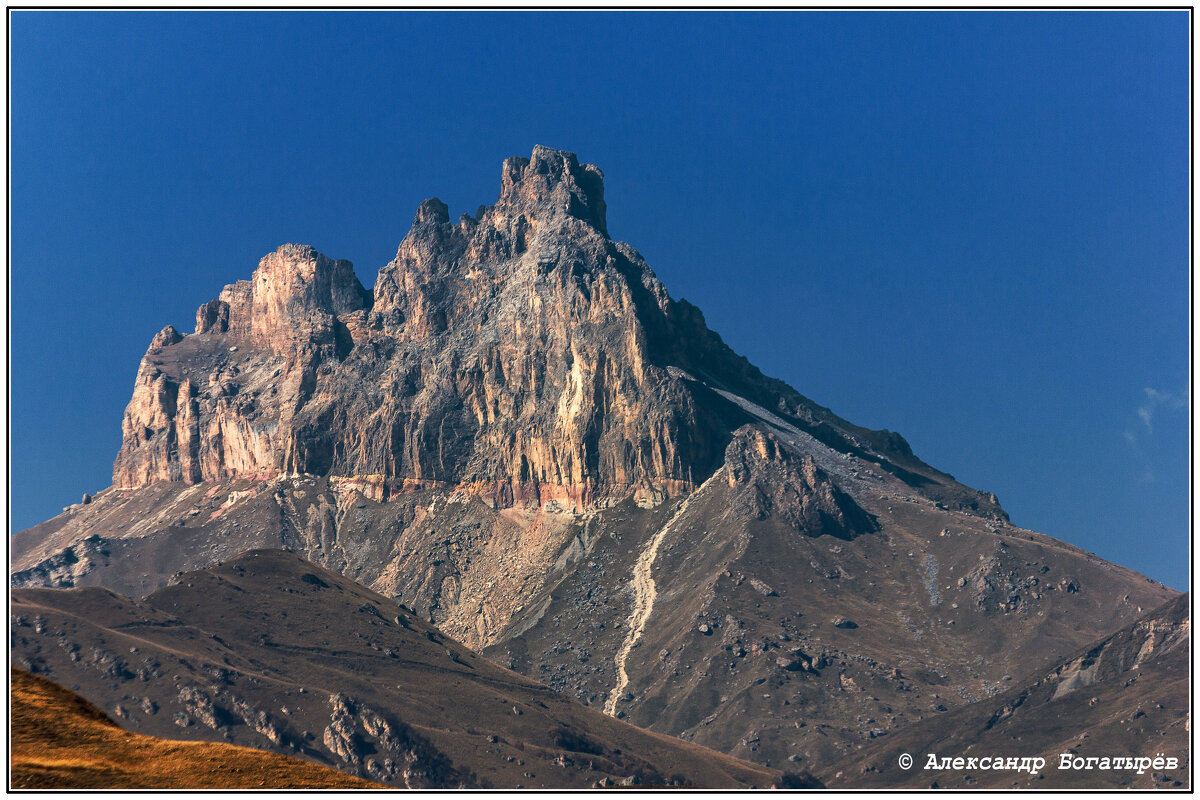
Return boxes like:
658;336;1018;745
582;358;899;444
604;468;727;716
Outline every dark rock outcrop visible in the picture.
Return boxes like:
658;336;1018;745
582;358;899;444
725;426;879;539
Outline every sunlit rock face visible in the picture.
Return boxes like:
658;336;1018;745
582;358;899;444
115;144;925;514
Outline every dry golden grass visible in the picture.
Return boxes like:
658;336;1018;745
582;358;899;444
10;667;386;790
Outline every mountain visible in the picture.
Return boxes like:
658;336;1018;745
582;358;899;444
11;146;1183;779
11;666;384;789
10;549;799;789
823;593;1190;789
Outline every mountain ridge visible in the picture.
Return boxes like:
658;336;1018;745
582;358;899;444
108;144;1003;522
11;146;1182;784
822;592;1190;789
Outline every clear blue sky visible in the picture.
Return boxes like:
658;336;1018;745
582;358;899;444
10;10;1190;589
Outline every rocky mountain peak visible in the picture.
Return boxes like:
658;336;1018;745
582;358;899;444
413;197;451;226
374;146;610;315
14;146;1185;794
108;147;1006;525
495;144;607;235
194;242;370;349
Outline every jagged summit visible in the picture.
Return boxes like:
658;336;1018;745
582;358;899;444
496;145;607;235
108;147;1000;521
373;145;611;315
194;243;370;341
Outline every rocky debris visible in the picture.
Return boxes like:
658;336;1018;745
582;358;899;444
85;646;133;680
357;602;386;620
322;694;359;764
230;696;287;746
776;648;821;675
962;552;1051;613
725;428;878;540
323;692;467;788
776;656;804;671
832;617;858;629
177;686;227;730
10;533;110;589
749;578;777;597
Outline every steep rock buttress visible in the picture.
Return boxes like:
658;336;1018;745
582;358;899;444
113;145;994;518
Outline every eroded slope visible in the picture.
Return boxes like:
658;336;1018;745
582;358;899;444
11;549;796;789
822;593;1190;789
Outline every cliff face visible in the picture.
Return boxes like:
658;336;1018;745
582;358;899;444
113;145;988;516
115;243;370;487
114;148;714;508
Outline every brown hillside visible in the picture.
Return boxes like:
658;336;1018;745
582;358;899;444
11;549;802;789
10;667;384;789
822;594;1191;789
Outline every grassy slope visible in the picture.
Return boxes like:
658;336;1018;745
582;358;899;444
10;667;385;790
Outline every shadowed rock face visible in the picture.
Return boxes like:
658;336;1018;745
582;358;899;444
724;426;880;539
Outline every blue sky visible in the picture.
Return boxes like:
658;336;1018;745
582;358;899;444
10;10;1190;589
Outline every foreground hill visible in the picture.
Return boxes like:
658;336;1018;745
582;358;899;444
11;146;1182;774
10;667;383;789
823;593;1190;789
11;549;800;789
